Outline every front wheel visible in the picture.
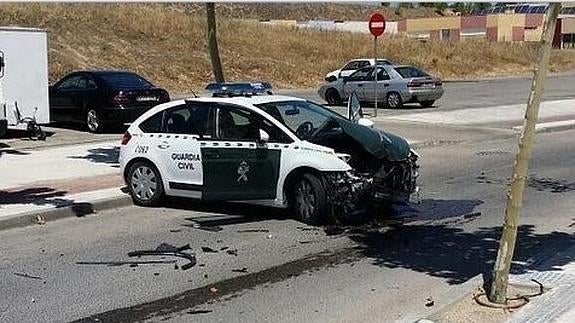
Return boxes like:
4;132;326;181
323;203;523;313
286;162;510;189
325;89;343;106
292;173;328;225
86;109;104;133
127;161;165;207
386;92;403;109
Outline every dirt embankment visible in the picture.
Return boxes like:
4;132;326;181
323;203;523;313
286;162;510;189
0;3;574;93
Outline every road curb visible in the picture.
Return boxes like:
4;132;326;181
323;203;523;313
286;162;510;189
418;274;484;322
0;193;132;231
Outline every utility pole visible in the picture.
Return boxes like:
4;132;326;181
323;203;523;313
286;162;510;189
489;3;561;304
206;2;224;83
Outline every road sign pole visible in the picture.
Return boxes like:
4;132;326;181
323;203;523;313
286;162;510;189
374;36;378;117
368;12;385;118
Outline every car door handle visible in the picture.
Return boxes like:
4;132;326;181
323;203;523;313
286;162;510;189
357;84;363;87
157;141;170;149
384;83;390;87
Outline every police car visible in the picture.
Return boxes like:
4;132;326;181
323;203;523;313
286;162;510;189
119;83;419;224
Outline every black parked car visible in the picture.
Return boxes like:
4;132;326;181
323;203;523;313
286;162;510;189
49;70;170;132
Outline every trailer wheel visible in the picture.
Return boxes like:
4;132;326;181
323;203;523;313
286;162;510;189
0;119;7;138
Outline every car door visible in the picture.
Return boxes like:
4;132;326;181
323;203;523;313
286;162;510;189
201;104;283;201
154;102;209;198
50;74;83;122
342;67;372;100
364;67;392;102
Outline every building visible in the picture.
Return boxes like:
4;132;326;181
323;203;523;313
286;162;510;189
397;3;575;49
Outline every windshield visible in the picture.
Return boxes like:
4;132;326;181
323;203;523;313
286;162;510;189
255;100;345;140
98;72;155;89
394;66;429;78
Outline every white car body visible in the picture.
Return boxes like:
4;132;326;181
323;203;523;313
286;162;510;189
325;58;392;82
119;95;351;208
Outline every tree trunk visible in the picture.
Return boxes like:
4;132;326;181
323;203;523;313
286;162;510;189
206;3;224;83
489;3;561;304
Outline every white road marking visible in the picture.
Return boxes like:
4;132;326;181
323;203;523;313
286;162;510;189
386;99;575;126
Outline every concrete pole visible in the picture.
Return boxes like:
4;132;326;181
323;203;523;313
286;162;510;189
206;3;225;83
489;3;561;304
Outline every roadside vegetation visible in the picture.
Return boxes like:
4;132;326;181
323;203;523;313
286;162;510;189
0;3;574;93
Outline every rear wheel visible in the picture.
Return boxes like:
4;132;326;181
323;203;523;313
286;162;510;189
386;92;403;109
86;109;104;133
127;161;164;206
420;100;435;108
292;173;327;225
325;89;342;106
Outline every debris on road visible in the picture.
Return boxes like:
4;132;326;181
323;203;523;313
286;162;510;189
232;267;248;273
190;222;223;232
209;287;218;293
13;272;42;280
425;297;435;307
201;247;218;253
296;226;320;232
226;249;238;256
34;214;46;225
187;309;213;315
237;229;270;233
267;234;273;239
169;229;182;233
128;243;196;270
76;260;177;267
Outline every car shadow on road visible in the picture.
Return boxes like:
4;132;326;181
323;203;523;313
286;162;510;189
0;187;95;216
49;121;127;134
67;147;120;167
0;142;30;159
163;197;288;227
1;128;55;140
348;223;575;285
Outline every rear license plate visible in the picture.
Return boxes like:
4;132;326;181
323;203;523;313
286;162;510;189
136;96;157;102
421;83;434;88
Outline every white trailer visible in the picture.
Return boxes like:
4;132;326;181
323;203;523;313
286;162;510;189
0;27;49;138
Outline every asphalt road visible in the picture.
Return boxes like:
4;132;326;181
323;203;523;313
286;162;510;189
279;72;575;116
2;128;574;322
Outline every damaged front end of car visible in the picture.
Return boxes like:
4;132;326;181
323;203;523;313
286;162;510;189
317;93;420;219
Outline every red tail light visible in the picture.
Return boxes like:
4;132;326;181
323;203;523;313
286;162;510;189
121;131;132;145
159;90;170;103
112;91;130;105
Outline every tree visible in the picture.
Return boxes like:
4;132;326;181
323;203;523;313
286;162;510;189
206;3;224;83
489;3;562;304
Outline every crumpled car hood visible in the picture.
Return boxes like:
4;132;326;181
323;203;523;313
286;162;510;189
335;118;411;161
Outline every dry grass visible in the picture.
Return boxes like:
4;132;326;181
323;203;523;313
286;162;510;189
0;3;574;94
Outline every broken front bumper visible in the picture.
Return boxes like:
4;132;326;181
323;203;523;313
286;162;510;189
323;151;420;217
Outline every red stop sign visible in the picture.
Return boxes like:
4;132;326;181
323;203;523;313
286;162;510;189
369;13;386;37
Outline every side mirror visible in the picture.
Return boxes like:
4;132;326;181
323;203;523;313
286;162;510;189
325;75;337;83
358;118;374;128
258;129;270;144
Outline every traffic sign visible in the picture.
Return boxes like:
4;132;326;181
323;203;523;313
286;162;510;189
369;13;386;38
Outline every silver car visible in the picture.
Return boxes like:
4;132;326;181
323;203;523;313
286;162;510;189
319;65;444;109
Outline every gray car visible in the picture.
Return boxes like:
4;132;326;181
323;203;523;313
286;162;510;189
318;64;444;109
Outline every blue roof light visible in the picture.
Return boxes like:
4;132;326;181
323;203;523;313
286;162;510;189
205;82;273;97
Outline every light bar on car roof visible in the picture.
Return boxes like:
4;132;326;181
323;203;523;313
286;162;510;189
205;82;273;97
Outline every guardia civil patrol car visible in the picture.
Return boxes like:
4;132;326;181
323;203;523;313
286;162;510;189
119;83;419;224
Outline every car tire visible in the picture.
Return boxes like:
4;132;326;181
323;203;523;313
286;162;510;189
86;109;104;133
291;173;328;225
386;92;403;109
420;100;435;108
127;161;165;207
325;89;343;106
